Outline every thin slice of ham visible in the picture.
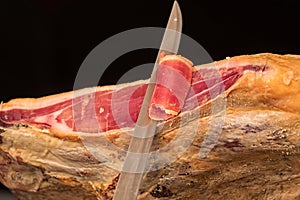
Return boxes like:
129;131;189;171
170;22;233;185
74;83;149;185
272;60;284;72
149;55;193;120
0;54;270;137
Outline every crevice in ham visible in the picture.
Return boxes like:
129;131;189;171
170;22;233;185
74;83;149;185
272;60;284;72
0;56;268;135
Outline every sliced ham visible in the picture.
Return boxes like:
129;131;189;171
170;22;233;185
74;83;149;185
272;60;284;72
1;53;298;139
149;55;193;120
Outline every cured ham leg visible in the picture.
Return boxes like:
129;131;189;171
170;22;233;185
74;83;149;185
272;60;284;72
0;53;300;200
0;55;273;137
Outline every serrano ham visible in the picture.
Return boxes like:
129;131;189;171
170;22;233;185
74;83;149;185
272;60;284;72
0;54;270;137
0;53;300;200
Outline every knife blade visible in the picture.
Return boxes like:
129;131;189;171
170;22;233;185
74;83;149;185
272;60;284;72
113;1;182;200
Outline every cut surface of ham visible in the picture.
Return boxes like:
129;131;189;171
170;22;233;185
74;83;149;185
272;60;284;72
1;53;299;138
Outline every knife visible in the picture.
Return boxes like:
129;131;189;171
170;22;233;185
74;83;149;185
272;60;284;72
113;1;182;199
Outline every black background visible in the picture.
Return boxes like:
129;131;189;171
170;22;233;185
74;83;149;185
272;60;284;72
2;0;300;195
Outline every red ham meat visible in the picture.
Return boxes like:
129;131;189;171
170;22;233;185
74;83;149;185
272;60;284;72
149;55;193;120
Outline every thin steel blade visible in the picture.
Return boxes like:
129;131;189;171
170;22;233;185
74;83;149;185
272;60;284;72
113;1;182;200
158;0;182;55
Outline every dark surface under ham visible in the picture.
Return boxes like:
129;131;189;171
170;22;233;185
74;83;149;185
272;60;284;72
0;65;262;133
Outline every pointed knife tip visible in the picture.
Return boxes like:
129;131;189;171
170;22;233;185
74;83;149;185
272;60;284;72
173;0;182;23
174;0;179;6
